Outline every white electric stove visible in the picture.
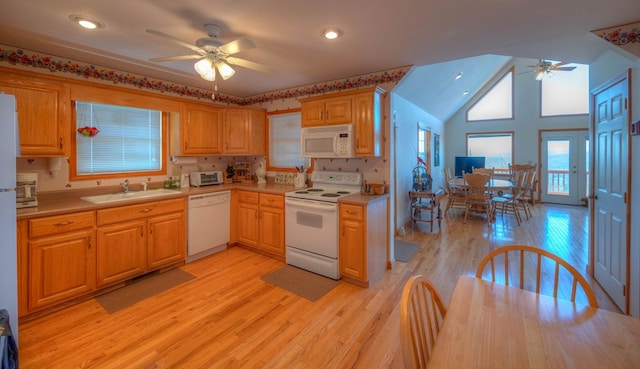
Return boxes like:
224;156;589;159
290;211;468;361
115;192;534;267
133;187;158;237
284;171;362;279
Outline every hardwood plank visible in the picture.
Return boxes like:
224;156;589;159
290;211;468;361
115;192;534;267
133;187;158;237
18;203;620;368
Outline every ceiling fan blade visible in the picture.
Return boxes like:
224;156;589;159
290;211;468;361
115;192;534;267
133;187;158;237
552;62;570;67
218;38;257;55
553;66;577;71
150;54;203;62
226;56;273;73
145;29;205;54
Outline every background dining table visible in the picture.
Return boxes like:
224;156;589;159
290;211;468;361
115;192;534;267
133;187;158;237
427;275;640;368
448;177;513;195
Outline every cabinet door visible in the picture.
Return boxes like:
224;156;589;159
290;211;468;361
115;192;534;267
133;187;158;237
182;106;223;154
237;202;259;247
147;211;186;269
301;100;325;127
96;220;147;287
29;230;95;310
224;109;251;154
353;93;374;156
324;96;352;125
0;80;69;156
339;218;366;281
259;206;284;256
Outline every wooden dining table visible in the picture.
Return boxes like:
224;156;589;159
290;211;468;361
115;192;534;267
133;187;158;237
449;177;513;195
427;275;640;368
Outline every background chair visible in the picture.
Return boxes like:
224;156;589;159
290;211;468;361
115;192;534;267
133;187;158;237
442;169;466;215
400;275;447;369
462;173;493;224
475;244;598;307
491;170;525;225
472;167;495;180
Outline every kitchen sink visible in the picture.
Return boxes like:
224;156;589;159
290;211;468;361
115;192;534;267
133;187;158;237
81;188;182;204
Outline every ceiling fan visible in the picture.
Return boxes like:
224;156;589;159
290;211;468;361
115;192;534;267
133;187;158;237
146;24;272;83
528;59;576;80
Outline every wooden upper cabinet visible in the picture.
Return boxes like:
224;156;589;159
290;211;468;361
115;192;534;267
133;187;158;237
0;71;70;156
223;108;266;155
179;104;223;155
353;87;385;157
300;95;352;127
299;86;386;157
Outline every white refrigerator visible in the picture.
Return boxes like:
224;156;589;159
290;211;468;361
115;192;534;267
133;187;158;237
0;93;19;346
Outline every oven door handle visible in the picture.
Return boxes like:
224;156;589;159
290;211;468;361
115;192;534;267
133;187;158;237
285;197;338;211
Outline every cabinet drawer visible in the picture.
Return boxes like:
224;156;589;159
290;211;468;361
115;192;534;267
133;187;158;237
97;198;185;226
29;211;94;238
340;204;364;221
260;193;283;208
236;190;259;204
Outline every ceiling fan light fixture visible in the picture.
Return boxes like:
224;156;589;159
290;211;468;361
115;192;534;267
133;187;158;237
69;15;104;30
194;58;215;81
217;62;236;80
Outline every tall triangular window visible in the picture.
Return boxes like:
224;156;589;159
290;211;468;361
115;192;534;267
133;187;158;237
466;67;514;122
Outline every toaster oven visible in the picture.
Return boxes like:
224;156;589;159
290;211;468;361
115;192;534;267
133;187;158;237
190;171;224;187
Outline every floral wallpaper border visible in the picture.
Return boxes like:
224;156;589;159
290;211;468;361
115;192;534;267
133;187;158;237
591;21;640;57
0;46;409;105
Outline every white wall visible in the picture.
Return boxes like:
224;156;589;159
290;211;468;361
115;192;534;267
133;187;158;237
590;49;640;317
391;94;445;232
444;57;589;169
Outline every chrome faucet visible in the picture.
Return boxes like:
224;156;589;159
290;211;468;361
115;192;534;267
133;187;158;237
120;179;129;193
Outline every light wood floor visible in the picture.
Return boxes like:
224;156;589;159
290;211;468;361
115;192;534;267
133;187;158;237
18;202;620;368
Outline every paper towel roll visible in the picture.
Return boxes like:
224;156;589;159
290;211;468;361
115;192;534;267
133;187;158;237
171;156;197;165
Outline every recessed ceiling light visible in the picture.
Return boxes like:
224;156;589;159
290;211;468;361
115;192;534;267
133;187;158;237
321;27;343;40
69;15;104;30
463;89;470;95
455;72;463;80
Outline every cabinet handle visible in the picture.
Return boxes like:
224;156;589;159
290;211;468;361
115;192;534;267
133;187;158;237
140;226;144;237
53;220;74;226
346;210;356;215
356;138;360;149
184;141;188;151
139;208;153;213
59;136;63;149
87;235;92;249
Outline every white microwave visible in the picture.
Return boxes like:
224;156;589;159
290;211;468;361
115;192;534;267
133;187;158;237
301;124;355;158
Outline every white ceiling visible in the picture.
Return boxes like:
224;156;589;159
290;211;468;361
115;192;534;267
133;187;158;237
0;0;637;105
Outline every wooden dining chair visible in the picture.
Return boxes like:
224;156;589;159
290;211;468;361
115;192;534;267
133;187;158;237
400;275;447;369
475;245;599;308
472;167;495;180
462;173;494;224
442;169;466;214
491;171;525;225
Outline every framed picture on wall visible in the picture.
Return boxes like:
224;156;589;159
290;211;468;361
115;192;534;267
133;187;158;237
434;133;440;167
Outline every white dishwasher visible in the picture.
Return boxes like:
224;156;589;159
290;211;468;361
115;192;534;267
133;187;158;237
187;191;231;262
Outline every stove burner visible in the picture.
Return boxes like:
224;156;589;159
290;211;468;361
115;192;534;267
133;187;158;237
307;188;324;192
321;193;340;197
294;191;309;194
336;191;350;194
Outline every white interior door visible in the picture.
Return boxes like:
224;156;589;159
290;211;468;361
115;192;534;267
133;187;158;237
540;130;588;205
592;73;629;313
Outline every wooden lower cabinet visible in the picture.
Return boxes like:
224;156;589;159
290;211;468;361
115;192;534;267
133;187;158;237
339;198;388;287
258;194;285;256
96;198;186;287
23;211;96;313
19;198;187;317
233;190;285;258
96;220;146;288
